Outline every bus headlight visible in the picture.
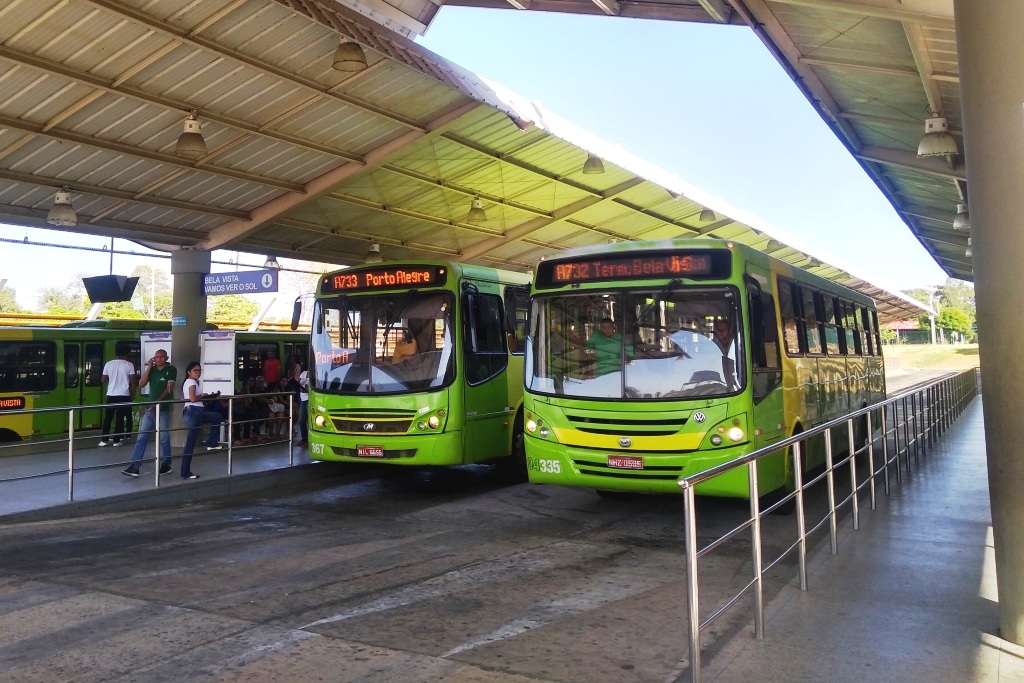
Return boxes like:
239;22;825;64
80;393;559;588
727;427;745;442
428;415;440;429
526;419;538;433
314;414;327;428
710;434;723;446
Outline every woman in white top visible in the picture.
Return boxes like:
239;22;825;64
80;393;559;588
180;362;223;480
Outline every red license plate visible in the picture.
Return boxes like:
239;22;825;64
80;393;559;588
607;455;644;470
357;445;384;458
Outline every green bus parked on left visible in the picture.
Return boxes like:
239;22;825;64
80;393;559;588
0;323;306;443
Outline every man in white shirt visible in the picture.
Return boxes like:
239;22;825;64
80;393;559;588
99;350;136;446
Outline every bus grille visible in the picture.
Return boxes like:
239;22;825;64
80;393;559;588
328;408;417;434
563;412;686;437
572;457;683;480
332;447;417;460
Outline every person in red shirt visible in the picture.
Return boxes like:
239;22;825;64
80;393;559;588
262;349;281;385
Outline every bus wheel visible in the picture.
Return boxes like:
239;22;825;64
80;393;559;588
762;430;803;516
0;429;20;444
497;419;527;483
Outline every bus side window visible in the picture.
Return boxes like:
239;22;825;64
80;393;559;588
870;310;882;356
821;296;840;355
778;280;803;355
0;341;56;392
504;284;530;356
801;287;824;355
65;344;80;389
859;307;874;356
841;301;859;355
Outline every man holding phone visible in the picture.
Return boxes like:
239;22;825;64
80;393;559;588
122;349;177;477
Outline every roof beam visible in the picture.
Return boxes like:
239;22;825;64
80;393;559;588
801;56;957;83
0;44;364;164
82;0;426;132
441;0;723;22
277;217;463;257
0;112;303;192
0;168;247;219
0;203;203;245
857;145;966;180
697;0;732;22
590;0;621;15
757;0;954;28
839;111;962;135
202;101;482;249
904;22;948;116
456;177;646;262
900;203;953;224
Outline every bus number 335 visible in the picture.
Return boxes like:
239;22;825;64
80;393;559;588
527;457;561;474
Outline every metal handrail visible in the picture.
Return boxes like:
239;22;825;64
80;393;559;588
0;392;301;502
679;369;979;682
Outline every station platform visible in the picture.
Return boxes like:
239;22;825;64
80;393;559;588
699;394;1024;682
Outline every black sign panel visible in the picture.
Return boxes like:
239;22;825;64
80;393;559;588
321;265;447;294
535;250;731;289
0;396;25;410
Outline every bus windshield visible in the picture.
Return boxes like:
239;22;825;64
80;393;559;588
311;291;455;395
526;287;744;400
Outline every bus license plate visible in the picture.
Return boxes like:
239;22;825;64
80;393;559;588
357;445;384;458
607;455;644;470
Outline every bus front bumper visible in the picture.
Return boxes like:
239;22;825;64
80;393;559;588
308;429;466;466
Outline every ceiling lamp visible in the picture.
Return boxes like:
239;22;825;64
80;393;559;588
965;237;972;258
333;40;368;72
263;255;282;269
582;153;605;174
765;239;785;252
46;185;77;227
952;202;970;230
364;242;383;263
175;110;207;160
699;207;716;222
917;116;958;158
467;196;487;222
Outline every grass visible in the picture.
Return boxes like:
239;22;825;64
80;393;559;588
883;343;980;372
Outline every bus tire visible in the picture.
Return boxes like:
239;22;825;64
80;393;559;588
496;415;527;483
0;429;20;444
764;427;803;516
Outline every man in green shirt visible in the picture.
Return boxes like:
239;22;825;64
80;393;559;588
123;349;177;477
585;317;624;376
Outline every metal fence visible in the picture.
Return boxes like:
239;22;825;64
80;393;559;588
679;368;980;682
0;393;298;502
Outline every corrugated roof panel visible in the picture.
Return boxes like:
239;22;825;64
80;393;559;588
276;98;403;155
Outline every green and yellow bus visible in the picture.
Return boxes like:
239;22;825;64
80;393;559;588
522;239;885;499
0;323;305;443
305;261;530;468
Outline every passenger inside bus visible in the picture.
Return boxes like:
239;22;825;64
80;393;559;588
391;328;418;363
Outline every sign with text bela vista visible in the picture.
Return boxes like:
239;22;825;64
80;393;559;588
203;269;278;296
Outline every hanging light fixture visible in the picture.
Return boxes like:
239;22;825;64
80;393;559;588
333;40;368;72
699;207;716;222
582;153;605;175
765;239;785;252
917;116;958;158
952;202;970;230
175;110;207;160
467;196;487;222
364;242;383;263
965;237;972;258
263;255;282;269
46;185;77;227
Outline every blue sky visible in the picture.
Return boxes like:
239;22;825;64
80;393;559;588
0;8;947;309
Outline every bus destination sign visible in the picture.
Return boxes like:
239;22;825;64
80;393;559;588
536;250;730;289
321;265;447;294
0;396;26;410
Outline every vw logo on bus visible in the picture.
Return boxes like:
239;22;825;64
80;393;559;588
692;412;706;423
618;437;632;448
363;423;376;431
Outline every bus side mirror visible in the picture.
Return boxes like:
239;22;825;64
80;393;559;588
291;299;302;331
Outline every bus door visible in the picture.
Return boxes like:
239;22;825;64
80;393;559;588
747;277;785;450
64;341;106;430
462;288;511;462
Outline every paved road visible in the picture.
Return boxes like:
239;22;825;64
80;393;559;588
0;464;831;682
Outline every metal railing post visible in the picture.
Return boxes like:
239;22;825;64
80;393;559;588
67;409;75;502
682;481;702;683
794;440;808;591
227;396;234;476
882;403;893;491
866;411;876;509
902;397;912;475
825;427;837;555
847;417;859;530
748;461;765;640
154;402;162;487
288;394;294;466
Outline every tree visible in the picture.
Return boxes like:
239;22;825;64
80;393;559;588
129;264;173;318
208;294;260;322
937;308;972;341
39;276;88;315
0;286;22;313
101;301;145;319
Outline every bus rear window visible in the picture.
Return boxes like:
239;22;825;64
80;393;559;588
0;341;57;392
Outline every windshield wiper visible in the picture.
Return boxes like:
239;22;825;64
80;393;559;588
382;289;418;342
632;279;681;332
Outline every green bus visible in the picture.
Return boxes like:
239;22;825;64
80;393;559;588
0;323;306;443
522;239;885;499
304;261;531;468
